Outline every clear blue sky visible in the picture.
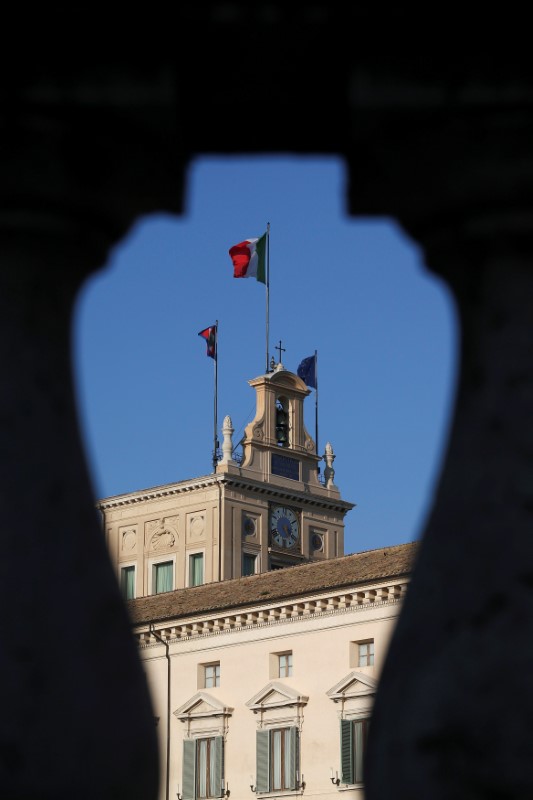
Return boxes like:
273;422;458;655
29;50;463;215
73;156;458;555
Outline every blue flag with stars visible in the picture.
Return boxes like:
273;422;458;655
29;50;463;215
297;354;317;389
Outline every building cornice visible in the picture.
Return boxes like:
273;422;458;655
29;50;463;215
134;578;408;649
96;472;355;514
221;475;355;514
96;474;219;510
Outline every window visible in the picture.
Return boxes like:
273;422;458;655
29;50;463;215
182;736;224;799
278;652;293;678
120;565;135;600
189;553;204;587
242;552;257;576
153;561;173;594
255;727;299;793
340;718;369;785
358;640;374;667
205;663;220;688
269;651;293;679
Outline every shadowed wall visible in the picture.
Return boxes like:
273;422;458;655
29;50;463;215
1;11;531;799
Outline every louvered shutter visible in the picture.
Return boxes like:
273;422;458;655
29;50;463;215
287;726;299;790
354;720;366;783
182;739;196;800
213;736;224;797
256;729;270;793
340;719;354;785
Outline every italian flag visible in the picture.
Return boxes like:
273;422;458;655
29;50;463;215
228;232;267;284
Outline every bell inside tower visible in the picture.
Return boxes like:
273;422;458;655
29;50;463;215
275;396;289;447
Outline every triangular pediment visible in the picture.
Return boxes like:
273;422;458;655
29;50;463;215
174;692;233;721
246;681;308;712
327;671;377;702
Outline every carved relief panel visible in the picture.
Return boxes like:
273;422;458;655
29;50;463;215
145;517;179;552
120;526;138;554
187;512;206;544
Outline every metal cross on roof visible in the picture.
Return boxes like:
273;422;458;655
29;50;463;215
275;340;286;363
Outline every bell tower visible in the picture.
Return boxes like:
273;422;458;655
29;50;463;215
239;363;321;488
215;359;354;574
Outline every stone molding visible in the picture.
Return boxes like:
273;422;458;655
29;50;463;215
135;580;408;648
246;682;309;712
174;692;234;722
327;671;377;701
97;474;354;515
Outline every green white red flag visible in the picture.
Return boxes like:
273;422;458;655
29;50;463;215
228;233;267;284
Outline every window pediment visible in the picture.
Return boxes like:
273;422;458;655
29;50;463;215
174;691;233;722
246;681;308;712
327;671;377;702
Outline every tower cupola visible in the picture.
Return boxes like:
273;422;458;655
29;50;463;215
239;366;324;491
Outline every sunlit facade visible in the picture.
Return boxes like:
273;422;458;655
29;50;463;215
101;360;414;799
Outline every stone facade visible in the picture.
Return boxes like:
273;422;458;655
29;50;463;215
99;361;393;800
128;543;415;800
99;366;354;598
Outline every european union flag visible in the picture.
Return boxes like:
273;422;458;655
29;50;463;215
297;354;317;389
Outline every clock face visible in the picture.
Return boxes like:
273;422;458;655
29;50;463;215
270;506;299;549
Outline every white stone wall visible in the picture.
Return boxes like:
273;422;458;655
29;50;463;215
137;581;406;800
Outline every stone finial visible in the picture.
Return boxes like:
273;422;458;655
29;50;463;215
219;415;236;465
323;441;336;489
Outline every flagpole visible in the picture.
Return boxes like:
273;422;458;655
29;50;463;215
265;222;270;373
213;320;219;472
315;349;319;474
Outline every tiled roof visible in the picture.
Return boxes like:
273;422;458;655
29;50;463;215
127;541;417;626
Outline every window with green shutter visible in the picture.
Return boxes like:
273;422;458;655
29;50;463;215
182;736;224;799
189;553;204;587
153;560;173;594
340;718;369;785
183;739;196;800
255;727;299;793
120;565;135;600
242;552;257;576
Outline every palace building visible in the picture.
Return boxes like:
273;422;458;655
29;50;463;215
99;359;415;800
99;362;354;594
